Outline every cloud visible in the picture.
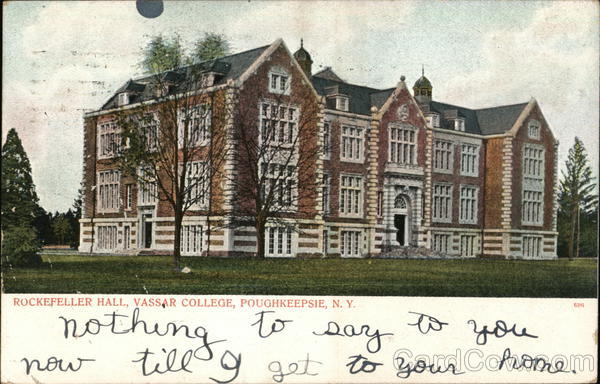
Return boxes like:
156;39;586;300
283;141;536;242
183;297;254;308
440;2;599;176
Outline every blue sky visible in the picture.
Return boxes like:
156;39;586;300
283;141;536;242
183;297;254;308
3;1;598;212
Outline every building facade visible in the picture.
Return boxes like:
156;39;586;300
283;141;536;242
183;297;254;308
79;38;559;259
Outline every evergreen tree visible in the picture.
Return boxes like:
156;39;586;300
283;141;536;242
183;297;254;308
1;128;40;230
193;32;230;62
141;34;186;74
557;137;598;259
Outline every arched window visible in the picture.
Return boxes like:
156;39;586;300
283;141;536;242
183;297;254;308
394;195;407;209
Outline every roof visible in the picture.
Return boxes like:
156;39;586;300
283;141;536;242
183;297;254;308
101;44;270;110
425;100;528;135
313;67;345;82
413;75;432;89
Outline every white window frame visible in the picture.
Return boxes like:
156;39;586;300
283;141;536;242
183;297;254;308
97;121;121;159
522;144;545;226
138;167;157;207
340;229;362;257
426;113;440;128
97;170;120;213
432;183;452;223
117;92;129;106
460;234;476;257
184;161;209;209
432;232;451;254
522;235;542;258
459;185;478;224
527;119;540;140
323;121;331;159
178;104;211;148
322;173;330;215
123;225;131;250
125;184;133;210
259;101;298;147
460;143;479;177
389;124;417;165
260;162;297;210
181;224;203;255
454;118;466;132
268;67;291;95
339;174;363;217
433;139;453;173
96;225;118;251
340;125;364;163
336;96;349;112
265;226;294;257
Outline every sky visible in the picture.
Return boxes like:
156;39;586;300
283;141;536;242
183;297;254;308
3;0;599;212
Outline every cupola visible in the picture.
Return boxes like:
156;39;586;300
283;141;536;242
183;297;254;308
293;39;313;77
413;66;432;104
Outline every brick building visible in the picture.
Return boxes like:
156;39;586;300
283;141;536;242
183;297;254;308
79;38;558;259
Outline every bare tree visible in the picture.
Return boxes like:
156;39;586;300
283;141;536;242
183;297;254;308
229;79;323;258
117;65;230;270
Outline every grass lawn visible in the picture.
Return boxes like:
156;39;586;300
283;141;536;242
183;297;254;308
1;255;597;297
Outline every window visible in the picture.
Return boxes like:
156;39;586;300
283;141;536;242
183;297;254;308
179;105;211;147
181;225;203;255
261;163;296;209
340;230;361;257
389;125;416;164
260;102;298;145
323;122;331;158
432;233;450;254
528;120;540;140
268;67;290;95
522;144;545;225
98;121;121;159
460;143;479;176
125;184;133;210
336;96;349;112
117;93;129;106
460;235;476;257
138;167;157;206
340;175;363;216
140;113;159;151
459;185;478;224
323;230;329;255
433;140;453;172
426;113;440;128
322;173;330;215
454;118;465;132
522;236;542;258
266;226;293;257
123;226;131;250
341;125;364;162
432;183;452;223
184;161;209;209
377;191;384;217
97;170;120;212
97;226;118;250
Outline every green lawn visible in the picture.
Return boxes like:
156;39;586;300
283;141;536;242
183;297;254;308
2;255;597;297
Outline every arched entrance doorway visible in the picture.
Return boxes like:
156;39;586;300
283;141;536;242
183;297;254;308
393;195;410;246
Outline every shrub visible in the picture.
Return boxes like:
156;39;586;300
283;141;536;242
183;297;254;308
2;226;42;267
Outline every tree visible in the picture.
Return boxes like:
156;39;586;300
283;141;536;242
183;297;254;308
193;32;230;62
119;39;231;270
229;76;322;258
52;214;73;245
1;226;42;266
558;137;598;259
1;128;40;231
141;34;186;74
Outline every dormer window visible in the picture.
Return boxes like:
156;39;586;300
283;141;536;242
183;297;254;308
268;66;291;95
117;92;129;106
528;119;540;139
454;118;465;132
336;96;349;112
201;73;215;88
426;113;440;128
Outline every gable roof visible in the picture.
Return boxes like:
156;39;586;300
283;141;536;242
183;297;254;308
101;44;270;110
475;102;529;135
313;67;345;82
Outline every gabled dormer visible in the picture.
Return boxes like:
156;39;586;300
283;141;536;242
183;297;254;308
324;85;349;112
116;79;146;107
